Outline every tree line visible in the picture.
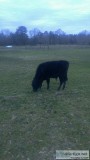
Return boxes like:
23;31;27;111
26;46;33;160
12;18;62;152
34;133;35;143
0;26;90;46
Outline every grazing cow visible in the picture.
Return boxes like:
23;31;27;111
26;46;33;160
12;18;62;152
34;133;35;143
32;60;69;91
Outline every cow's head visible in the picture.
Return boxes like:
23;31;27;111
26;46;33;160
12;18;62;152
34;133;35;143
32;77;42;91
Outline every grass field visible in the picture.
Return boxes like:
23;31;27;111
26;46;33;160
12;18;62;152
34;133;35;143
0;45;90;160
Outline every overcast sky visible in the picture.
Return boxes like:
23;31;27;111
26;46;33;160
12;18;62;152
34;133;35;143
0;0;90;34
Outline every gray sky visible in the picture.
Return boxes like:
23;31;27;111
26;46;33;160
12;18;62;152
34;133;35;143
0;0;90;34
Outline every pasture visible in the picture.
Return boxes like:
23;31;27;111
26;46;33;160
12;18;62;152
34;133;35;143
0;45;90;160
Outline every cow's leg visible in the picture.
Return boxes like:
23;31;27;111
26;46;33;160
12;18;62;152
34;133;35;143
58;77;63;90
39;83;42;89
58;81;63;90
62;74;68;90
46;78;50;90
62;81;66;90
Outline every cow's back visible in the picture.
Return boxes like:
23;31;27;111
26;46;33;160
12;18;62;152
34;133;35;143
35;60;69;79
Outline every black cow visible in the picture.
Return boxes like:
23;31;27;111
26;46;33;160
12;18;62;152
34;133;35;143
32;60;69;91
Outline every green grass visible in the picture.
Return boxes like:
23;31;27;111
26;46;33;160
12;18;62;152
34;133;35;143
0;45;90;160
